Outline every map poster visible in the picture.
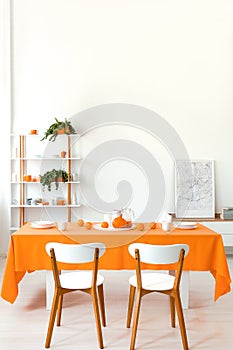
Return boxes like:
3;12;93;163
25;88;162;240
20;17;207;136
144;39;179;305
175;160;215;218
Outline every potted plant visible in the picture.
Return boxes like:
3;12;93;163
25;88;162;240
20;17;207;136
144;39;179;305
40;118;76;142
57;169;69;183
40;169;69;191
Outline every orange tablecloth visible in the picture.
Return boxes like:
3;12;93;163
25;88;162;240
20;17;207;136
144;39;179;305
1;223;231;304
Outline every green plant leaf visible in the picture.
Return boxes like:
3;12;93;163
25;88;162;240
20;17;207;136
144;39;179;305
40;118;77;142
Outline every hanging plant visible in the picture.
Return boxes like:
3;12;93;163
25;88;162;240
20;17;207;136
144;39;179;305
40;169;69;191
40;118;76;142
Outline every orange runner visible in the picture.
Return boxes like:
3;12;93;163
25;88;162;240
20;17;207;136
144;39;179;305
1;222;231;304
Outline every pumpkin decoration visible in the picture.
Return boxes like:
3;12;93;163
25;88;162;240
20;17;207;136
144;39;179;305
112;214;128;228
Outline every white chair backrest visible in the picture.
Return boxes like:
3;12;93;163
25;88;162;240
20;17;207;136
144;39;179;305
46;242;106;264
128;243;189;265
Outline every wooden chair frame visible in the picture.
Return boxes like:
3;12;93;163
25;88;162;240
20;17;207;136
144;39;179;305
126;245;189;350
45;245;106;349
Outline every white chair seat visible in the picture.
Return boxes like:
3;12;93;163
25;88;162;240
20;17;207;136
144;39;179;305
129;272;175;291
60;271;104;290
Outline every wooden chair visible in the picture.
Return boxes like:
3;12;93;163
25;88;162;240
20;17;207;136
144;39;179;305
45;242;106;349
126;243;189;350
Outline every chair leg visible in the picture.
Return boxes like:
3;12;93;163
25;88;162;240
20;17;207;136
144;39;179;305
98;284;106;327
56;294;63;326
175;292;189;350
126;285;136;328
45;289;60;348
169;295;175;327
91;288;104;349
130;290;142;350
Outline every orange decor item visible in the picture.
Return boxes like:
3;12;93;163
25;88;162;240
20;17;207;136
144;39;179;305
57;127;69;135
57;199;65;205
112;214;127;228
136;223;145;231
30;130;37;135
77;219;84;227
101;221;109;229
24;175;32;182
149;222;157;229
85;222;93;230
60;151;66;158
56;128;65;135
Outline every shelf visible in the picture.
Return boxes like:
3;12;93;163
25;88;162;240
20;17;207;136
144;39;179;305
10;133;82;228
11;205;81;208
10;133;80;138
11;181;80;184
11;181;40;184
11;157;82;160
171;213;233;222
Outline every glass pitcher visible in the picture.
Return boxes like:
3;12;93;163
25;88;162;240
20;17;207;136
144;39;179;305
121;208;135;225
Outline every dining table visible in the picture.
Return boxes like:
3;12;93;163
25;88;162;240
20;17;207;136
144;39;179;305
1;222;231;310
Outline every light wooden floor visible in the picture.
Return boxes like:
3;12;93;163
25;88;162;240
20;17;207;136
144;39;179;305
0;256;232;350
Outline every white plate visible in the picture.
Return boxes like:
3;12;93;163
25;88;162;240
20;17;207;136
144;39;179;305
31;221;54;229
93;223;136;231
174;222;197;229
32;220;54;226
31;224;54;229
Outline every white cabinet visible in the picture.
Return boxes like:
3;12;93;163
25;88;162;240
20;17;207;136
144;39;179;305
202;221;233;251
10;134;82;231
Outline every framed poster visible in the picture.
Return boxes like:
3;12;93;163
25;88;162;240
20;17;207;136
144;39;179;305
175;160;215;218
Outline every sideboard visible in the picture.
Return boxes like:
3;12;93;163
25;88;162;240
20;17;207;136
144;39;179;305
201;221;233;253
172;214;233;253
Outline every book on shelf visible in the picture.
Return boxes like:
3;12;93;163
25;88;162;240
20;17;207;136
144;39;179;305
221;207;233;220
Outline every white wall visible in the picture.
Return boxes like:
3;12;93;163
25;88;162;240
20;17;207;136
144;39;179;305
1;0;233;253
0;0;11;255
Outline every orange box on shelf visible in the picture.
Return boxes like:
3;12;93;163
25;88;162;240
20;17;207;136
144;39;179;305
24;175;32;182
57;199;65;205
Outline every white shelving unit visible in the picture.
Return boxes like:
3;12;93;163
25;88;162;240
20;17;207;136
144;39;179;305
10;133;82;231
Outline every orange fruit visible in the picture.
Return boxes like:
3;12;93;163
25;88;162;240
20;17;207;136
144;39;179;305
136;223;145;231
85;221;93;230
77;218;84;227
149;222;157;229
101;221;109;228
